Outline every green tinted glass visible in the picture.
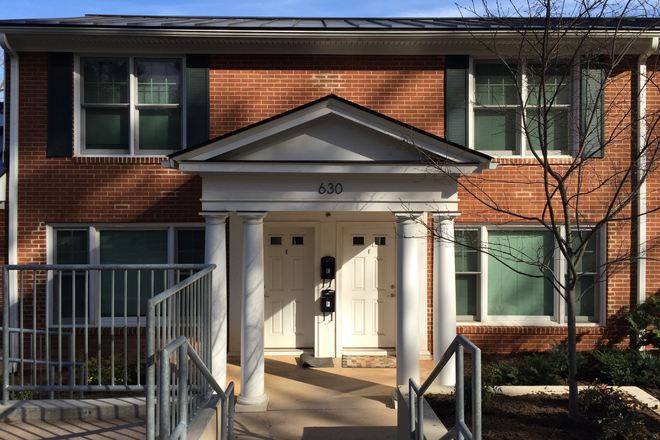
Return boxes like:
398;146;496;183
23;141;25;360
474;63;517;106
100;230;168;317
136;61;181;105
138;108;182;150
85;107;129;150
55;230;89;321
455;230;479;272
474;109;517;151
456;274;478;316
83;60;128;104
177;230;206;264
487;230;555;316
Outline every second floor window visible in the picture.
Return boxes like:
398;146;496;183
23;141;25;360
473;61;572;155
81;57;182;155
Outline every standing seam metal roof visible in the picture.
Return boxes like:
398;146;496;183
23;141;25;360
0;15;659;30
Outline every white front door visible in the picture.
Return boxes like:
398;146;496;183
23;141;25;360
341;228;396;348
264;227;315;348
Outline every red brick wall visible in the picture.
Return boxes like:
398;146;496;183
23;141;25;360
8;51;657;355
209;55;445;137
15;53;203;268
452;59;644;353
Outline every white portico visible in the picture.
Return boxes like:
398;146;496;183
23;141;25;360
165;95;495;410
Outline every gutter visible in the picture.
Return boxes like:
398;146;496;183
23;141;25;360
636;37;658;305
0;34;18;331
0;25;658;42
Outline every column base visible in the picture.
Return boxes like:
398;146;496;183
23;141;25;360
235;393;269;412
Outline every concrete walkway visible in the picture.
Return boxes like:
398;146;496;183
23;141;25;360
0;356;436;440
230;356;435;440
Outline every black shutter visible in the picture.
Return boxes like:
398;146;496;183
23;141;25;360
47;53;74;157
186;55;210;148
445;55;470;147
581;61;605;158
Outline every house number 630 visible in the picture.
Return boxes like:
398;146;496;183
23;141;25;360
318;183;343;194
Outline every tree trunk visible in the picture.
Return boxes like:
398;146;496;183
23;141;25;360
566;286;579;420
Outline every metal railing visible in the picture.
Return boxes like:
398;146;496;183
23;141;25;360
2;264;212;403
146;265;216;439
157;335;234;440
409;334;481;440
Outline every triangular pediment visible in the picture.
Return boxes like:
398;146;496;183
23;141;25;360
168;95;494;174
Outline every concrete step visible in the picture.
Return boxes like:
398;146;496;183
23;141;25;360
0;398;146;439
0;397;146;422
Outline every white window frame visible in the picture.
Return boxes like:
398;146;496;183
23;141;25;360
455;225;606;326
74;55;187;157
469;58;575;158
47;224;205;327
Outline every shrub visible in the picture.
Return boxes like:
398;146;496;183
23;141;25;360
592;348;660;387
620;294;660;348
85;356;145;386
580;385;659;440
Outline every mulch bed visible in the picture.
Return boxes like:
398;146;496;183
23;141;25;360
426;393;660;440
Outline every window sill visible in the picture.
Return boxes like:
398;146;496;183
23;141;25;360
457;321;603;328
72;156;169;165
490;156;576;165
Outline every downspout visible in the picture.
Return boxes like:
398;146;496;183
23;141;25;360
637;37;658;306
0;34;18;333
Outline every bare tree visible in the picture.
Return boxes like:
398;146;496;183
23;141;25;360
424;0;660;420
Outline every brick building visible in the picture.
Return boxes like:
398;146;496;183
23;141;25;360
1;16;658;409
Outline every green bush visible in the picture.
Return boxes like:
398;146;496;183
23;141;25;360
620;294;660;348
85;356;145;386
580;385;659;440
592;348;660;387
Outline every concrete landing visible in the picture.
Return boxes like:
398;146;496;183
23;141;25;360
228;356;436;440
0;356;436;439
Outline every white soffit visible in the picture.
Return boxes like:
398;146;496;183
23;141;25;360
170;95;492;173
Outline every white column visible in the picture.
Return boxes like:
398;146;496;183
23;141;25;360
236;212;269;409
395;213;422;388
201;211;229;387
432;213;460;386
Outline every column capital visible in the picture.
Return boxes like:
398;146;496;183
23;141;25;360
237;211;268;222
394;212;423;222
431;212;461;223
199;211;229;223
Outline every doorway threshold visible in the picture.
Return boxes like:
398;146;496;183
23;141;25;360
342;348;395;356
265;348;313;356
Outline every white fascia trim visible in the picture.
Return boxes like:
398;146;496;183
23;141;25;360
636;37;658;304
178;162;483;174
2;26;657;43
1;34;19;334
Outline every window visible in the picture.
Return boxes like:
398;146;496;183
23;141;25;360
472;61;572;155
572;232;601;322
52;226;205;324
454;226;604;324
81;57;182;155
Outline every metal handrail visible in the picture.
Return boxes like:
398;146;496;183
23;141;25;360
146;265;216;440
409;334;481;440
158;335;235;440
2;264;212;404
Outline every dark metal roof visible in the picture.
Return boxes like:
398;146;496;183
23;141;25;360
1;15;659;31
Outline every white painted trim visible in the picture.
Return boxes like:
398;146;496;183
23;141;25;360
637;38;657;305
0;34;19;337
180;162;483;175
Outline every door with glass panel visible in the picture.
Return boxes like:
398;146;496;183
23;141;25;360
264;228;315;348
341;228;396;348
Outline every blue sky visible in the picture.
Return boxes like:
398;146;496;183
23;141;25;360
1;0;470;20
